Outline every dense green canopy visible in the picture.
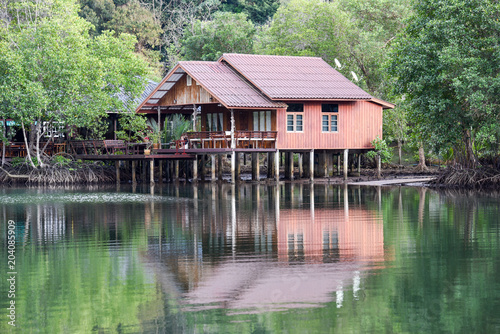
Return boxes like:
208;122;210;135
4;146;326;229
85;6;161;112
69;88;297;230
0;0;149;167
389;0;500;166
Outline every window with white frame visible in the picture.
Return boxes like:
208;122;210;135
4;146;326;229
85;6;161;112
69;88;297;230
43;121;65;138
321;104;338;132
253;111;272;131
286;103;304;132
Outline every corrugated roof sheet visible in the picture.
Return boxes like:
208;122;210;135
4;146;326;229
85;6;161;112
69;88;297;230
221;53;373;100
179;61;286;108
116;79;158;112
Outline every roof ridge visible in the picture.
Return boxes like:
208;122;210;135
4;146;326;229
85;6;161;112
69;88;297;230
222;53;323;60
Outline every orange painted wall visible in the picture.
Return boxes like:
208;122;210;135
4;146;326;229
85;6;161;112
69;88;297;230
275;101;383;150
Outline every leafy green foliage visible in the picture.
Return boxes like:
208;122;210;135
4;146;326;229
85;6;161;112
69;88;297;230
163;114;192;143
52;155;73;166
181;11;255;61
258;0;410;97
389;0;500;167
10;157;26;167
220;0;279;24
146;118;161;144
339;0;411;97
116;113;148;142
257;0;352;65
367;136;393;163
0;0;149;166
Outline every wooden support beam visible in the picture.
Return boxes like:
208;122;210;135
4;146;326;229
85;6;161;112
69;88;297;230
310;150;314;182
267;152;273;179
235;152;241;179
284;152;290;179
115;160;120;184
211;154;216;182
175;160;179;182
377;154;381;179
200;155;206;181
323;150;328;178
218;154;223;180
159;160;163;184
358;154;361;174
337;154;341;176
131;160;136;184
298;153;303;178
150;159;155;185
252;152;259;181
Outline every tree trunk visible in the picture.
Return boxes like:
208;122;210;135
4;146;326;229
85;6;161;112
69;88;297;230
35;121;45;168
22;121;37;169
464;128;477;168
415;142;428;172
398;139;402;166
1;120;5;166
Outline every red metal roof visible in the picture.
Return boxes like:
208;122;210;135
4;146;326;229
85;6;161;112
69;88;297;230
136;54;386;113
179;61;286;109
221;53;373;100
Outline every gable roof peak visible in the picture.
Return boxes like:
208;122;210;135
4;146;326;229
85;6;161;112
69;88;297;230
219;53;373;101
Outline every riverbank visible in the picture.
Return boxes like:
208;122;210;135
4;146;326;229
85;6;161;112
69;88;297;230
0;161;115;184
2;160;499;189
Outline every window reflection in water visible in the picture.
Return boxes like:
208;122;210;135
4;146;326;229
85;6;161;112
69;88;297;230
145;183;385;312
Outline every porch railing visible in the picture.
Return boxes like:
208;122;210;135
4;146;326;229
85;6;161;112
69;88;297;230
184;131;277;149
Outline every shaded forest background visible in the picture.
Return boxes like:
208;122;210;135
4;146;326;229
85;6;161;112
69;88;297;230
78;0;500;169
1;0;499;170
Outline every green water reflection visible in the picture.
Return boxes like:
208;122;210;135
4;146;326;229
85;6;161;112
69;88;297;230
0;184;499;333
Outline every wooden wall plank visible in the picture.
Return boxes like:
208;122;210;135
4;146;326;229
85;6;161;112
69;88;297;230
276;101;383;150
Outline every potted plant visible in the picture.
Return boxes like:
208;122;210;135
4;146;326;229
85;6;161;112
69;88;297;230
146;119;161;150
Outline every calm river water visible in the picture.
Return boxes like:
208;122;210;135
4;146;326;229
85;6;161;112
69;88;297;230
1;183;500;333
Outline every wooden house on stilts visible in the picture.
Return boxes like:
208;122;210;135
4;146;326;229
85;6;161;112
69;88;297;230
136;53;394;182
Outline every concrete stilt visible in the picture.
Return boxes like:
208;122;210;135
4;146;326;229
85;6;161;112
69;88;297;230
211;154;216;182
298;153;303;178
231;151;236;183
150;159;155;185
310;150;314;182
115;160;120;184
289;152;295;180
131;160;136;184
252;152;259;181
218;154;223;181
275;149;280;181
193;156;198;182
267;153;272;178
344;149;349;180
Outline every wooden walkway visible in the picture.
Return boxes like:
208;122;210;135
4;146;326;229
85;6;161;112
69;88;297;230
348;177;435;186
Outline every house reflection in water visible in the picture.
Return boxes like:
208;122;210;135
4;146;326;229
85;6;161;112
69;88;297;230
146;183;385;312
